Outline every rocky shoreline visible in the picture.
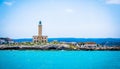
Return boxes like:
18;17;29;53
0;45;120;51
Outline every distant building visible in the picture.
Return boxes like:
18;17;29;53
0;38;14;44
33;21;48;43
84;42;97;47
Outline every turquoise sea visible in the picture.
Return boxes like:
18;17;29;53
0;50;120;69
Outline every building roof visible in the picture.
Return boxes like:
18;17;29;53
85;42;96;44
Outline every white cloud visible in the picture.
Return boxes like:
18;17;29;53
3;1;14;6
106;0;120;4
65;8;74;13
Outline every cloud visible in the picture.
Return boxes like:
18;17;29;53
65;8;74;13
106;0;120;4
3;1;14;6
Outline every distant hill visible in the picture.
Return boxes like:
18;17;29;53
13;38;120;46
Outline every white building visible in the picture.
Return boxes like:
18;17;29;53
84;42;97;47
0;38;14;44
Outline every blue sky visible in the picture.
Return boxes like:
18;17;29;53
0;0;120;38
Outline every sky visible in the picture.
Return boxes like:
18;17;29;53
0;0;120;39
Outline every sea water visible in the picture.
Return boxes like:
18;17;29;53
0;50;120;69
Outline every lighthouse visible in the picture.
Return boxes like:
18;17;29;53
33;21;48;43
38;21;42;36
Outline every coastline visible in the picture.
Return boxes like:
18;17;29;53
0;45;120;51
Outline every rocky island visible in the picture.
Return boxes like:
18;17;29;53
1;21;120;51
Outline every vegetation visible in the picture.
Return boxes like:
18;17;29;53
69;44;78;50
